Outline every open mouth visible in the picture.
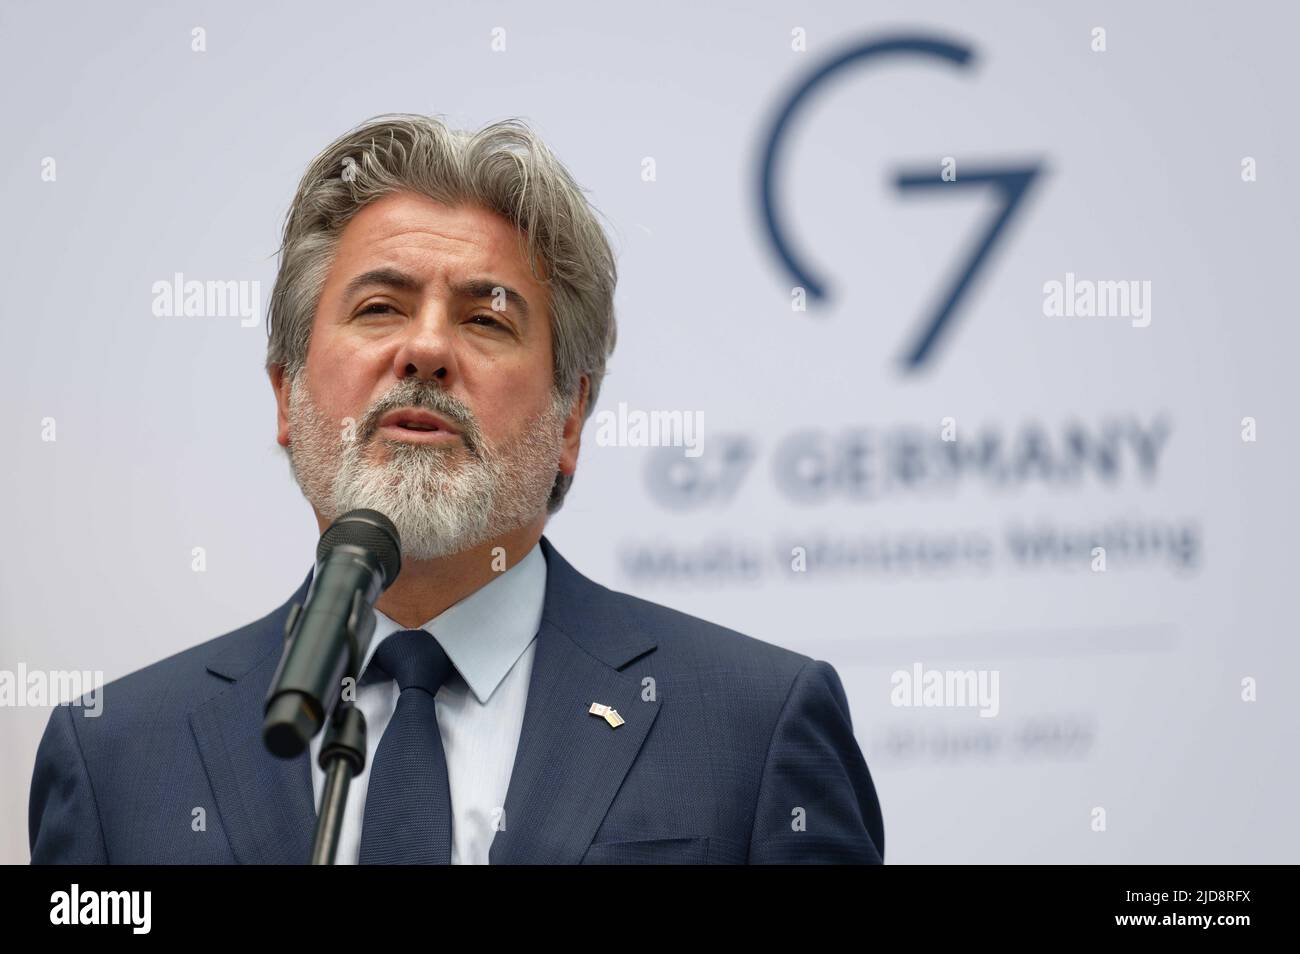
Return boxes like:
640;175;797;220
377;407;462;440
378;421;462;445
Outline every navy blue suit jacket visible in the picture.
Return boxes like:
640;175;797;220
29;535;884;864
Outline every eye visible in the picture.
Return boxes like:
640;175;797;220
358;302;395;316
469;314;504;328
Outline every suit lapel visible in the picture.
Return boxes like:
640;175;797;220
190;571;318;864
489;537;660;864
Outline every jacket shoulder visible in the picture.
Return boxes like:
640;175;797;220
603;586;813;681
70;585;299;735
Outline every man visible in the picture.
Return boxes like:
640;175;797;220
28;114;885;864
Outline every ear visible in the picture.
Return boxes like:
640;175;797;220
558;375;590;477
270;364;293;448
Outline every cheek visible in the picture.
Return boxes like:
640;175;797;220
475;390;542;446
308;349;377;424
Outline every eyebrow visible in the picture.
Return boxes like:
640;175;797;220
342;268;532;322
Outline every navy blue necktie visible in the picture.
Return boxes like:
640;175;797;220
358;629;455;864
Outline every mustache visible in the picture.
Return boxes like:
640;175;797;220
361;383;481;454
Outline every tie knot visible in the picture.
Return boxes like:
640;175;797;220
365;629;453;697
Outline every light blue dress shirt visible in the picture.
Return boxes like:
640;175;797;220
309;541;546;864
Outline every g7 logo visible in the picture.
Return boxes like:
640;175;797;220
759;34;1045;370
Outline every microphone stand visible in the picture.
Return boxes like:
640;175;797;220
305;589;372;866
311;702;367;865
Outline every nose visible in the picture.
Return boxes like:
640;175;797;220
391;301;458;384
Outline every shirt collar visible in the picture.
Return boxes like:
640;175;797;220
359;540;546;705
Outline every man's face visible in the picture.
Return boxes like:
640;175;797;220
271;191;586;559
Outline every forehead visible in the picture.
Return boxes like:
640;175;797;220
327;191;549;296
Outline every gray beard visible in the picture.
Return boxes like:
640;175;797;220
285;373;568;560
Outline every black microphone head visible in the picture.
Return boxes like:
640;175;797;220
316;509;402;587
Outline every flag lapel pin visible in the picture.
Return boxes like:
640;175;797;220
589;702;625;728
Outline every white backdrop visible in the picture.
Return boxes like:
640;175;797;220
2;0;1297;863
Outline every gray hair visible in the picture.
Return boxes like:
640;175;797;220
265;113;618;514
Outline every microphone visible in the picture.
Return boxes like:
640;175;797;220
263;509;402;758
